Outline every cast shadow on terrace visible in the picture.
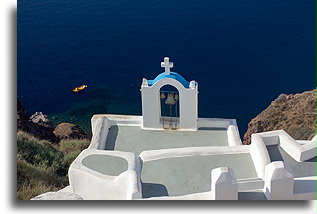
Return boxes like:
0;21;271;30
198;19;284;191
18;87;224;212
141;182;169;198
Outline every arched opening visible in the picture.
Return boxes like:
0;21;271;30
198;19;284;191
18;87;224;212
159;85;180;130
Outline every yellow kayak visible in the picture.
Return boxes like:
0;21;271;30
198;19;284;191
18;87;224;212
73;85;87;92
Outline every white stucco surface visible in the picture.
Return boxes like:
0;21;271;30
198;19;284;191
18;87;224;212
140;152;257;197
104;125;229;154
68;149;142;200
61;115;316;200
31;192;83;200
266;145;316;178
264;161;316;200
33;57;316;200
264;161;294;200
89;115;242;152
81;154;128;176
142;167;239;200
252;130;316;162
211;167;238;200
141;64;198;130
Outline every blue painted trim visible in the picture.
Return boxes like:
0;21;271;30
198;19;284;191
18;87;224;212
148;72;190;88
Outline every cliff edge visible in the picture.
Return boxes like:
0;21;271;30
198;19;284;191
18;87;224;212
17;100;89;143
243;89;316;145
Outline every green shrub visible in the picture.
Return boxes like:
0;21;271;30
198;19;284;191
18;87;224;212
17;159;67;188
16;131;90;200
17;131;64;167
64;150;82;165
59;139;90;154
17;158;67;200
57;139;90;177
17;182;60;200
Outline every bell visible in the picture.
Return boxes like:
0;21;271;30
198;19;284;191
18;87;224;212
165;93;176;105
160;92;165;99
174;93;179;101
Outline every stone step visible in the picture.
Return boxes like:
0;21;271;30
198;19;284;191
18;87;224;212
238;189;266;200
237;177;264;191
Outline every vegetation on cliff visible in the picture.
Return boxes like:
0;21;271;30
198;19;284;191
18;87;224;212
17;100;91;199
17;131;90;200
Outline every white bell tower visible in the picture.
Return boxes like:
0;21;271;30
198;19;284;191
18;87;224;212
140;57;198;131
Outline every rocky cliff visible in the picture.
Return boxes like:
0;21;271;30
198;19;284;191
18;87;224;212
54;123;89;140
17;100;60;143
243;89;316;145
17;100;89;143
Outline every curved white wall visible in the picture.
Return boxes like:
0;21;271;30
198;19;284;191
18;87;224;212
68;149;142;200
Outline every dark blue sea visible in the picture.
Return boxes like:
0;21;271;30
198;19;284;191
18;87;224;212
17;0;315;135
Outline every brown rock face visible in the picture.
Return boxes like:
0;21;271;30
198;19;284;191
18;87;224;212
53;123;88;140
243;90;316;145
17;100;59;143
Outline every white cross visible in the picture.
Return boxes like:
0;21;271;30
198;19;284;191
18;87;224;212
161;57;173;75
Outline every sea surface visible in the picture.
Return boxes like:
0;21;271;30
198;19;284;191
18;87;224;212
17;0;315;135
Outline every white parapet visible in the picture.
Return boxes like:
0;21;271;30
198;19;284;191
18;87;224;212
68;149;142;200
211;167;238;200
89;114;143;150
249;135;271;179
89;115;111;149
227;125;243;146
251;130;316;162
264;161;294;200
139;145;250;162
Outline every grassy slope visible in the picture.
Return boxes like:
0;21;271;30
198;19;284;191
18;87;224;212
17;131;90;200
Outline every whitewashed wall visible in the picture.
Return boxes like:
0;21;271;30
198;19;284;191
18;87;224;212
68;149;142;200
141;78;198;130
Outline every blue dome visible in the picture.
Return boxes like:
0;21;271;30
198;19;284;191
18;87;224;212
148;72;190;88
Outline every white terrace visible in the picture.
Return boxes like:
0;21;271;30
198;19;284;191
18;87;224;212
37;57;316;200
